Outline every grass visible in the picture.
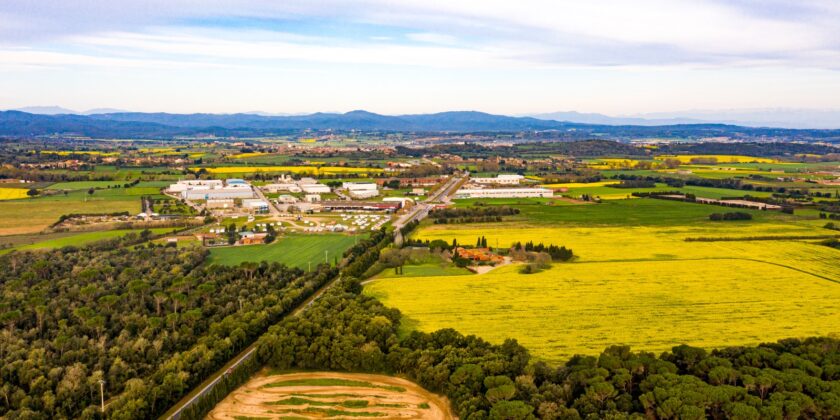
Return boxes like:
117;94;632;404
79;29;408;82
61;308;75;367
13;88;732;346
491;196;774;226
270;397;370;408
47;181;131;190
0;192;141;235
0;188;30;200
208;234;362;268
0;228;174;255
366;198;840;362
376;263;472;278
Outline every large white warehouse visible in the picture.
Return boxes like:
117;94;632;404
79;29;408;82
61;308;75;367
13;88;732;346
454;188;552;199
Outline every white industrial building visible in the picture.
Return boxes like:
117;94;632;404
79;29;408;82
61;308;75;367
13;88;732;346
206;198;235;209
301;183;331;194
454;188;552;199
471;174;525;185
181;188;255;200
343;182;379;199
242;199;269;213
262;183;302;193
167;179;224;193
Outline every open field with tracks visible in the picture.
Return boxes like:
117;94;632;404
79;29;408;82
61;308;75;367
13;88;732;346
207;371;454;420
0;194;141;235
366;198;840;362
209;234;362;268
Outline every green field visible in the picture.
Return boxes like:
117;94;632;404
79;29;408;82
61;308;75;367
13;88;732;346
458;196;789;227
365;198;840;362
375;263;473;278
208;234;363;268
0;193;142;236
0;228;174;255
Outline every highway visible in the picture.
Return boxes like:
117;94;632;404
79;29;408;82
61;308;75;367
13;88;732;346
392;174;464;244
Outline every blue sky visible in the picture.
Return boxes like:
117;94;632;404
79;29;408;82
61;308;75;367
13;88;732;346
2;0;840;115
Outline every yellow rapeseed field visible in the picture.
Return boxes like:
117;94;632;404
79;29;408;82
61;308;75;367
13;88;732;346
369;222;840;361
585;158;643;169
38;150;120;157
542;181;620;189
655;154;778;164
0;188;29;200
192;166;383;175
229;152;270;159
366;259;840;362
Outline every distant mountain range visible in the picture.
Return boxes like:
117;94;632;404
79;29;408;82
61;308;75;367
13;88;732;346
530;108;840;129
1;109;840;142
15;106;130;116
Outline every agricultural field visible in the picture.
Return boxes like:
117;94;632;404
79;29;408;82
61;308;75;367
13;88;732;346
193;165;384;175
46;180;132;190
654;154;778;163
207;371;454;420
365;198;840;361
0;188;29;200
208;233;362;268
0;228;174;255
0;192;142;235
366;258;840;362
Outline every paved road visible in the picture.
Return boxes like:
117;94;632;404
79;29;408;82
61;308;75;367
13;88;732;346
252;185;281;216
392;175;464;244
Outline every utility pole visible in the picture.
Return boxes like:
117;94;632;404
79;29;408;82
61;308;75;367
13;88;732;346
98;379;106;413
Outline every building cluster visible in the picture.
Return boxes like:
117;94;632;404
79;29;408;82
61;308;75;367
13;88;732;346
170;179;255;200
470;174;525;185
167;179;269;213
455;174;552;199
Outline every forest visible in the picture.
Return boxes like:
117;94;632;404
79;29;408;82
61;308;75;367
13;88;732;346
0;240;339;419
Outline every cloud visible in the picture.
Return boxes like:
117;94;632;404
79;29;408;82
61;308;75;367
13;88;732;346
1;0;840;76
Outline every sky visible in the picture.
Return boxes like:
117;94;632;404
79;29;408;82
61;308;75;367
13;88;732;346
2;0;840;116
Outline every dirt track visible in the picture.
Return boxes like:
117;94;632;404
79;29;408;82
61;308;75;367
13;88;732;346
207;371;456;419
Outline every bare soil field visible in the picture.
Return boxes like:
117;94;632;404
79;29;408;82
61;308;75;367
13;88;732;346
207;371;455;419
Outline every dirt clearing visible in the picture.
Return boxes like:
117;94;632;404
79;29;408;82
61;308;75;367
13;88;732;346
207;371;455;419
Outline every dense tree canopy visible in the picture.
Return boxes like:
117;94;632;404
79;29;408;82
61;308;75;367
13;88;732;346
0;242;337;419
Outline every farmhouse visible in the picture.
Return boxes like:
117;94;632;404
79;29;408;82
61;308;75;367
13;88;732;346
455;247;505;264
454;188;553;199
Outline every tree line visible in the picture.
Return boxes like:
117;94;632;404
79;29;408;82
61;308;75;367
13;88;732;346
709;212;753;221
431;206;520;225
